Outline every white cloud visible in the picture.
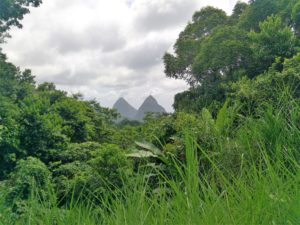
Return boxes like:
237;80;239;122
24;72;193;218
132;0;200;31
2;0;246;112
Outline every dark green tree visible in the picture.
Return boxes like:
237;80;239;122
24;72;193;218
249;16;296;74
0;0;42;42
230;1;249;24
0;96;20;179
18;95;67;162
164;1;300;113
238;0;278;30
163;7;228;85
292;0;300;35
5;157;53;214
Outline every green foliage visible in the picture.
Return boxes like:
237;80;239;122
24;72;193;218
1;134;299;225
165;1;300;113
238;0;279;30
230;53;300;116
0;0;42;42
230;1;249;23
5;157;53;216
0;54;37;178
163;6;228;85
110;124;140;149
0;52;117;178
1;0;300;223
18;95;66;164
249;16;296;74
0;96;20;175
292;0;300;34
52;142;131;203
54;97;95;143
88;144;131;190
193;26;252;81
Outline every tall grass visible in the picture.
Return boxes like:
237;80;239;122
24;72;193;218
2;142;299;224
1;106;299;225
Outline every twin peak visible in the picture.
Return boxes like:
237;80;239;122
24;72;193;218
113;95;166;121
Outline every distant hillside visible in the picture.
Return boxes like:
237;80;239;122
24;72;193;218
113;97;137;120
135;96;166;121
113;96;166;121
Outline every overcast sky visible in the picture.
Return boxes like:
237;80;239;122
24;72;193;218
3;0;246;111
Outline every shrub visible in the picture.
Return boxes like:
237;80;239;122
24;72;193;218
5;157;53;215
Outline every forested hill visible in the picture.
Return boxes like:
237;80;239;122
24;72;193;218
0;0;300;224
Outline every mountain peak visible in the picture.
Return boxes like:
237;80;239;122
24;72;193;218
114;97;126;104
113;97;137;120
144;95;157;103
135;96;166;121
112;96;166;122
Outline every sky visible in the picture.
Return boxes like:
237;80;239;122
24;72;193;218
2;0;246;111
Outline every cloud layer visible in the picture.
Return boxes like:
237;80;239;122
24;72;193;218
2;0;244;111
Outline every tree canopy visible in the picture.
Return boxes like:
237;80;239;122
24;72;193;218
0;0;42;42
164;0;300;112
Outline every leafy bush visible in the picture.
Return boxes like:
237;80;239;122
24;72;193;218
53;142;132;203
5;157;53;215
88;144;131;191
